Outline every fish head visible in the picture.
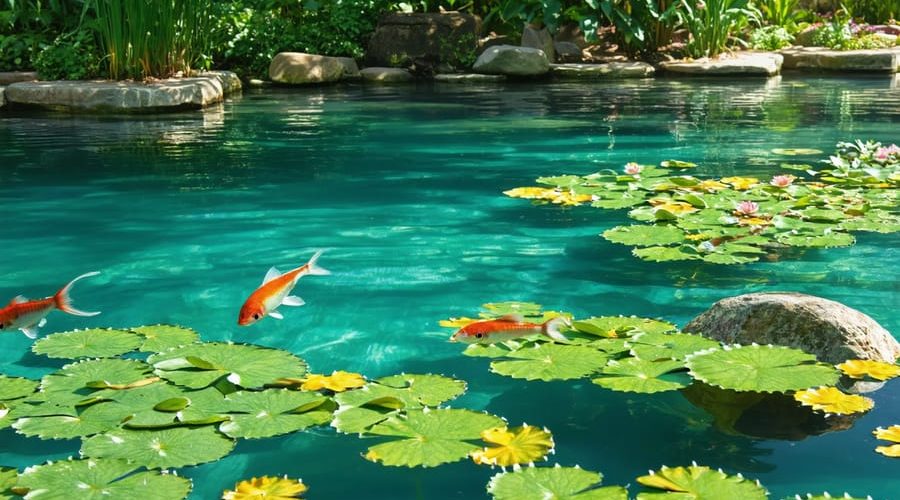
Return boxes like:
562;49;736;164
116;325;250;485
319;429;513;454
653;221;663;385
450;329;488;344
237;302;266;326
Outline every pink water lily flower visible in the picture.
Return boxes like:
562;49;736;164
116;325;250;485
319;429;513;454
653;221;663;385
874;144;900;161
770;175;795;188
624;162;642;175
734;201;759;216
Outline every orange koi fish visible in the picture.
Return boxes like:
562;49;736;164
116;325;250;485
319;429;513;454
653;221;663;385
451;315;570;344
0;272;101;339
238;250;330;326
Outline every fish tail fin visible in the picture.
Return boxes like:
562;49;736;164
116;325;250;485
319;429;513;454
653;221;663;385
542;316;571;342
304;250;330;276
55;271;101;317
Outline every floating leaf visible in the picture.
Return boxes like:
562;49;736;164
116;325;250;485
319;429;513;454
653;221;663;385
41;359;153;401
471;425;554;467
482;302;544;317
363;409;504;467
16;458;191;500
721;177;760;190
592;359;687;394
81;426;235;468
285;371;366;393
628;332;720;361
149;342;307;389
490;344;609;381
463;344;513;358
633;246;698;262
373;373;467;407
794;387;873;415
873;425;900;458
660;160;697;169
573;317;677;338
776;232;855;248
217;389;333;439
602;225;685;247
0;376;38;401
32;329;142;359
130;325;200;353
685;345;840;393
488;466;627;500
223;476;307;500
636;465;766;499
12;401;133;440
772;148;823;156
836;359;900;381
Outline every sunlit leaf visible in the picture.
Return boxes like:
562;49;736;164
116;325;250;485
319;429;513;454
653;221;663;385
488;466;627;500
776;232;855;248
490;344;609;381
771;148;823;156
17;458;191;500
217;389;333;439
720;177;760;190
793;386;873;415
660;160;697;169
628;332;719;361
0;467;15;500
633;246;698;262
602;225;685;247
12;402;133;440
482;302;544;317
439;317;479;328
282;371;366;393
873;425;900;456
503;187;557;199
635;464;766;499
573;317;677;338
836;359;900;381
130;325;200;353
149;342;307;389
223;476;307;500
81;426;235;468
0;376;38;401
41;359;153;401
685;345;840;393
592;359;687;394
363;409;504;467
471;425;554;467
33;329;143;359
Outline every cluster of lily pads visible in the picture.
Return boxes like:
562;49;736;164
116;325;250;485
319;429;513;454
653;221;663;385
504;140;899;264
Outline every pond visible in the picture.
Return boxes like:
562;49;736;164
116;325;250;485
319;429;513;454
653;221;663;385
1;76;898;499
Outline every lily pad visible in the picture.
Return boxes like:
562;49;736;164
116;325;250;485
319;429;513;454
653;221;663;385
12;402;132;440
32;329;143;359
130;325;200;353
488;466;628;500
776;232;855;248
223;476;307;499
149;342;307;389
793;386;873;415
363;408;503;467
873;425;900;458
592;359;687;394
217;389;333;439
771;148;823;156
660;160;698;169
16;458;191;500
633;246;698;262
482;302;544;317
471;425;555;467
836;359;900;381
490;344;609;381
602;225;686;247
635;464;766;499
573;317;677;338
628;332;720;361
81;426;235;469
0;467;16;500
685;345;840;393
0;376;38;401
41;359;153;401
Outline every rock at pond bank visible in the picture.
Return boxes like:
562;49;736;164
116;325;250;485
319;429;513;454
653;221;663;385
780;47;900;73
366;12;481;67
360;67;413;83
521;25;555;63
434;73;505;83
4;71;241;113
554;41;583;63
551;62;654;79
269;53;344;84
659;52;783;76
473;45;550;76
685;292;900;364
0;71;37;85
0;87;5;110
335;57;361;80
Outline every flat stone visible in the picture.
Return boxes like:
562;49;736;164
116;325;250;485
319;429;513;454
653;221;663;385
473;45;549;76
780;47;899;72
685;292;900;364
4;71;241;113
0;71;37;85
269;52;344;84
551;62;654;79
335;57;361;79
0;87;5;110
360;67;413;83
660;52;783;76
433;73;505;83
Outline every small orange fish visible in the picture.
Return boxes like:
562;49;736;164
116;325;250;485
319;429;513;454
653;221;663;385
450;315;570;344
0;272;101;339
238;251;330;326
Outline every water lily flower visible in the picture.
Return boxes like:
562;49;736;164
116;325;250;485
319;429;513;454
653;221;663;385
770;175;795;188
874;144;900;162
734;201;759;216
624;162;643;175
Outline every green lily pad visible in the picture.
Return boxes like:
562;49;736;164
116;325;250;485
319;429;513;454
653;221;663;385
130;325;200;353
603;225;686;247
635;464;766;499
700;253;760;265
592;191;649;209
12;402;133;440
771;148;823;156
217;389;333;439
573;317;677;338
592;359;687;394
0;376;38;401
0;467;16;500
776;232;855;248
32;329;143;359
482;302;544;317
41;359;154;401
463;344;512;358
660;160;698;168
16;458;191;500
81;426;235;469
331;405;400;435
488;466;628;500
149;342;307;389
490;344;609;381
363;409;503;467
685;345;841;393
629;332;720;361
633;246;698;262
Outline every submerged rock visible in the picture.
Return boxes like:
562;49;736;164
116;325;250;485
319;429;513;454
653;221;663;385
551;62;654;79
269;52;344;84
473;45;550;76
685;292;900;364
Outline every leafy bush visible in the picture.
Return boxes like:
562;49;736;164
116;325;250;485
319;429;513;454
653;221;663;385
0;32;45;70
749;25;794;50
844;0;898;24
811;17;896;50
33;29;101;80
757;0;805;27
676;0;760;58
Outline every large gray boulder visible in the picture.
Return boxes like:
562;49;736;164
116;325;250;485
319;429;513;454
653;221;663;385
660;52;783;76
335;57;361;79
521;25;555;62
366;12;481;67
473;45;550;76
269;52;344;84
685;292;900;364
780;47;899;73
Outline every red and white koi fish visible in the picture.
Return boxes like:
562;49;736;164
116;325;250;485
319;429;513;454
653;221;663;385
0;272;101;339
238;250;330;326
450;315;570;344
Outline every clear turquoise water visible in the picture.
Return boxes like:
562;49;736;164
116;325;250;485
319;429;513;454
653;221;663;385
1;76;898;499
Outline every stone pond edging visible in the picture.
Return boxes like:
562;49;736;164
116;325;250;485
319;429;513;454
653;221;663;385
0;71;37;85
780;47;900;73
3;71;241;113
550;62;655;79
0;87;5;110
659;52;784;76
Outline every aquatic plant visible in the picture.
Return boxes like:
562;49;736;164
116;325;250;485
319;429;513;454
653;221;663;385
836;359;900;381
636;464;767;498
793;387;873;415
873;425;900;458
505;141;900;264
16;458;192;500
488;465;627;500
223;476;308;499
471;425;554;467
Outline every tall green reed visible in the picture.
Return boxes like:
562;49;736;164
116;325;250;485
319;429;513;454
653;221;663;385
89;0;212;80
677;0;760;58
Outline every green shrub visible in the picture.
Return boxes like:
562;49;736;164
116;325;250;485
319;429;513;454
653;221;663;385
33;29;101;80
0;32;45;70
749;25;794;50
676;0;760;58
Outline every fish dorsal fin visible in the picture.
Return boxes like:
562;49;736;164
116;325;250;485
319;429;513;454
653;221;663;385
7;295;27;306
497;314;525;323
263;267;282;285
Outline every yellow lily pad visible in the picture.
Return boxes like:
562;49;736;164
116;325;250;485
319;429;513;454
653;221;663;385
691;179;729;192
503;187;556;199
721;176;760;190
649;199;699;216
292;371;366;393
794;386;873;415
222;476;307;499
874;425;900;458
471;425;554;467
836;359;900;381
